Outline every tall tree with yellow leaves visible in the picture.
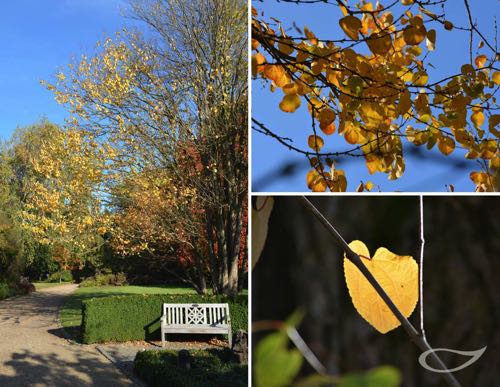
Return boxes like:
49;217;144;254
45;0;247;295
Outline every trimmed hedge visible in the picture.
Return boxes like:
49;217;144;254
134;349;247;387
81;294;247;344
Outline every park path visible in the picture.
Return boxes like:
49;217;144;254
0;284;135;386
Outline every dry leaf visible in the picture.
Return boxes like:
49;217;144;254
343;240;418;333
251;197;274;268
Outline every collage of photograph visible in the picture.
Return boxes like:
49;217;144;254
0;0;498;386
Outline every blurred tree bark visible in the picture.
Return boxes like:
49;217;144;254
253;196;500;387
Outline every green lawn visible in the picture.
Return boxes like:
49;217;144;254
59;285;198;336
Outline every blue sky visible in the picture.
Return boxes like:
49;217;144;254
0;0;135;142
252;0;498;192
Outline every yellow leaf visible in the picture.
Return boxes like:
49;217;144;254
263;64;289;87
339;16;362;40
493;71;500;85
401;0;414;5
471;110;485;129
308;135;324;151
319;108;336;135
479;140;497;159
412;71;428;86
279;94;301;113
403;25;426;46
398;89;412;116
489;156;500;170
306;169;327;192
251;196;274;268
282;83;299;95
251;53;266;76
344;240;418;334
319;108;336;126
304;26;318;45
438;136;455;155
475;55;487;69
470;171;490;184
489;114;500;137
320;122;336;135
278;38;294;56
366;32;392;56
426;29;436;51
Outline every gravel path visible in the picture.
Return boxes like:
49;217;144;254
0;284;135;386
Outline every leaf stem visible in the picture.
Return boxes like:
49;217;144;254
299;196;461;387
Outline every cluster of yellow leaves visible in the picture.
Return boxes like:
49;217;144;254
110;169;200;257
21;125;108;256
252;1;499;191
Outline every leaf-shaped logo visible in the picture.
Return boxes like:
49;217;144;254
418;346;487;373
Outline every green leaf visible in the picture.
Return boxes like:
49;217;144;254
294;373;339;386
339;366;402;387
254;330;304;387
286;308;305;328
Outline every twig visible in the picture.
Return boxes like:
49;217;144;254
419;195;426;338
287;327;328;375
252;320;329;376
299;196;462;387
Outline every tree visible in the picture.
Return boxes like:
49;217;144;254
45;0;248;295
0;147;24;282
108;166;211;294
252;0;499;191
10;121;107;272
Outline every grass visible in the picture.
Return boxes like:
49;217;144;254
60;285;198;336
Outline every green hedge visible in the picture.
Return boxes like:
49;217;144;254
134;349;247;387
81;294;247;344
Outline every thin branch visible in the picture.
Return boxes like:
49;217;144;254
419;195;427;338
287;327;328;375
252;320;329;376
299;196;462;387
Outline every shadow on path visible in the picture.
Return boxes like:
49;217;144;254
0;349;131;387
0;285;135;386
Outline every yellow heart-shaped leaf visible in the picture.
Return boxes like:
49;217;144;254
344;240;418;333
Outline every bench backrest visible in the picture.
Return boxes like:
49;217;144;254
162;303;230;326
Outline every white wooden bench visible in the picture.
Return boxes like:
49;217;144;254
160;303;232;348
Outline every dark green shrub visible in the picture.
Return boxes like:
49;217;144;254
81;294;247;344
0;283;14;300
48;270;73;283
79;272;128;287
134;349;247;387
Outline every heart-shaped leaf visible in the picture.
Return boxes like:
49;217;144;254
344;240;418;333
